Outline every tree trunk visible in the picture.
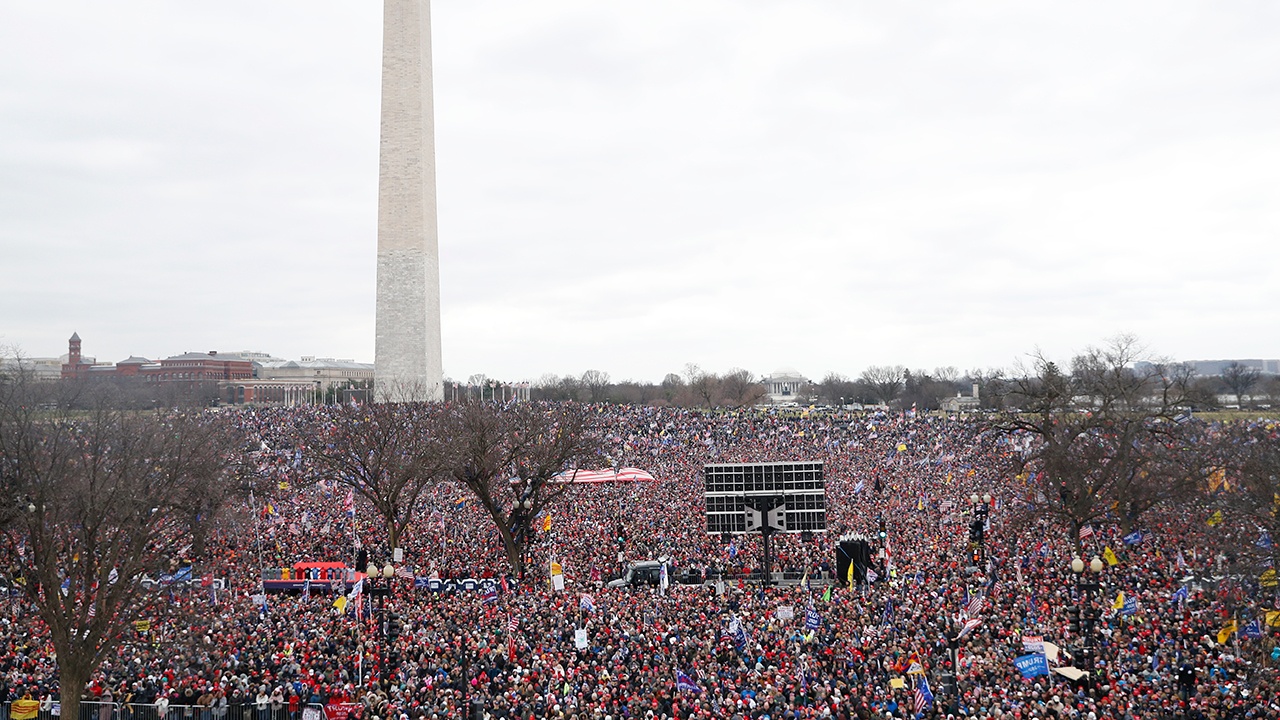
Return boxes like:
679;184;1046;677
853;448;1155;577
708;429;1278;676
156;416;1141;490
190;508;209;558
387;522;400;557
59;663;90;720
497;519;524;578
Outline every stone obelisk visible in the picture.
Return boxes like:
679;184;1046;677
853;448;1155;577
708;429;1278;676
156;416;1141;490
374;0;443;402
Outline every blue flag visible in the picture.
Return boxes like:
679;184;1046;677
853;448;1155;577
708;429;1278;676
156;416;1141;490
1242;620;1262;639
805;605;822;631
728;616;748;650
1121;595;1138;616
1122;530;1145;546
675;670;702;694
1014;653;1049;679
1258;532;1273;549
1171;586;1188;604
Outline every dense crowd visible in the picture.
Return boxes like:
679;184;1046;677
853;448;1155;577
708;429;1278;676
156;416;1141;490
3;404;1278;720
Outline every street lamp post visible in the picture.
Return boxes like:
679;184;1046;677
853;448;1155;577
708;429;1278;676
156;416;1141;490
1069;556;1104;683
968;493;991;566
365;562;399;689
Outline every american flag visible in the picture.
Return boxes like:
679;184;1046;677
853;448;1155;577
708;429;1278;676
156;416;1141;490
913;675;934;714
966;591;985;617
1080;525;1095;541
955;617;982;640
394;566;414;580
508;614;518;635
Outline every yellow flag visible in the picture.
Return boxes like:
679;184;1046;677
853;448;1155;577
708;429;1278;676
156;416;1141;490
896;443;907;453
889;677;906;689
11;699;40;720
1112;591;1125;611
1208;468;1226;493
542;514;552;532
1261;569;1278;589
1103;547;1120;566
846;562;854;590
333;595;348;612
1207;510;1223;527
1265;610;1280;628
1217;620;1237;644
550;560;563;577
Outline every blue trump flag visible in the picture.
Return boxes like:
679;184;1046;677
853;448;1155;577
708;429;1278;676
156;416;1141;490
1014;654;1049;679
1121;595;1138;616
805;605;822;631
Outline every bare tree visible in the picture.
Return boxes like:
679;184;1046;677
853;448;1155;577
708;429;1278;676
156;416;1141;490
1216;422;1280;574
302;402;444;552
1221;362;1261;409
0;374;241;720
995;337;1206;547
441;401;602;576
859;365;905;405
580;370;612;403
719;368;766;408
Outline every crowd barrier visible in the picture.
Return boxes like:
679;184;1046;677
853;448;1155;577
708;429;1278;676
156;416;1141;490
18;702;331;720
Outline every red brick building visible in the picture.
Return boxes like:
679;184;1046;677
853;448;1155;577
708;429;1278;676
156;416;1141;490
60;334;253;383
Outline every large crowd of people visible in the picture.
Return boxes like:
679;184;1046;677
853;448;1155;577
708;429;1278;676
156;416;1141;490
4;404;1278;720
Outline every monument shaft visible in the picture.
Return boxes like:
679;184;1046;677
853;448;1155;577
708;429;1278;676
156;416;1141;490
375;0;443;402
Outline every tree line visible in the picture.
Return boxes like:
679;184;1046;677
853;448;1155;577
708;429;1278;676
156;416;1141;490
488;355;1279;412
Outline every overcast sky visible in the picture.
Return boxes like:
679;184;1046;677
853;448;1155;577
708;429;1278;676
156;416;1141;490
2;1;1278;383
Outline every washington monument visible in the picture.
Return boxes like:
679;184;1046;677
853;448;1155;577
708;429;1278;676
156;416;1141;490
374;0;444;402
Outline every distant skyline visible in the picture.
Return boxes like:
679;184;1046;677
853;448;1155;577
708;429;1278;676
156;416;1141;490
2;2;1278;383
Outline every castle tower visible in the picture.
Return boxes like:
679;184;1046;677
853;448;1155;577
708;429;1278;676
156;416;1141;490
373;0;444;402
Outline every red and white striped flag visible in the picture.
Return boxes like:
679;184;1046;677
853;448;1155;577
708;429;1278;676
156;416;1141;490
955;617;982;640
1080;525;1095;541
507;614;518;662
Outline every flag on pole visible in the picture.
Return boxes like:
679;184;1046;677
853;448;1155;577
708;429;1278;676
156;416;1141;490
805;604;821;631
1079;525;1095;541
966;591;985;617
482;585;498;605
1112;591;1126;611
675;670;702;694
1171;586;1188;604
344;489;354;518
913;675;934;715
1121;595;1138;616
1217;619;1238;644
955;617;982;640
1102;547;1120;566
579;594;595;613
846;562;854;590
